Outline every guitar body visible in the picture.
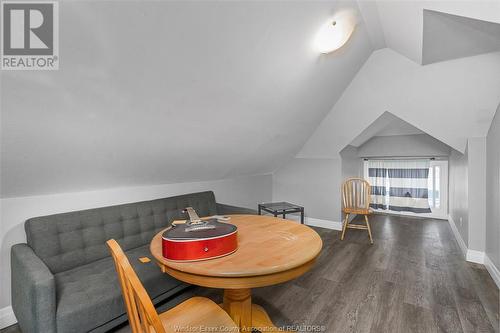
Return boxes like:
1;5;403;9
162;218;238;261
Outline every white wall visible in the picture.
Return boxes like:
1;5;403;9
448;138;487;253
357;134;451;158
340;146;363;222
449;149;469;246
0;174;272;311
272;158;342;222
467;137;487;252
486;105;500;271
341;146;363;179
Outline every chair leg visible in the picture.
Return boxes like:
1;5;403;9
341;213;349;240
364;215;373;244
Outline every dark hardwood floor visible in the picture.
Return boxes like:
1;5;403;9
2;214;498;333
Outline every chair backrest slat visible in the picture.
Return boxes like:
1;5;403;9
342;178;371;210
107;239;166;333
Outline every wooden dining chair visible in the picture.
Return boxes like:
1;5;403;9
341;178;373;244
106;239;238;333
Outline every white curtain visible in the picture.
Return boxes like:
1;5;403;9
367;160;388;210
367;159;432;214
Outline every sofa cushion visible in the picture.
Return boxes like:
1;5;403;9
54;245;187;333
25;191;218;273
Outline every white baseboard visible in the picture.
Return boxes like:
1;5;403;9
372;209;448;220
305;217;342;230
466;249;485;264
447;215;487;265
447;215;495;278
0;306;17;329
484;254;500;290
447;215;467;257
286;215;342;230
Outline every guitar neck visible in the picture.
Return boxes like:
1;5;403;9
185;207;202;224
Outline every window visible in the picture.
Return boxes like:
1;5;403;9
363;159;448;219
427;165;441;209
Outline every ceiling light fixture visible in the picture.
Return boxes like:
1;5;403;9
314;13;356;54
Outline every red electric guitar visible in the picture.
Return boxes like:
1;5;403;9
162;207;238;261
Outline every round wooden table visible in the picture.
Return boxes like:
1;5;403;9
150;214;323;332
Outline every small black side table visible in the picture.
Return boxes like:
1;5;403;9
258;202;304;224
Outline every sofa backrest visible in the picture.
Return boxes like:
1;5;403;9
25;191;218;273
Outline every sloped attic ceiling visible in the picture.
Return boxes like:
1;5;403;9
0;0;374;198
298;48;500;158
349;112;424;147
423;9;500;65
346;112;452;157
366;0;500;64
298;1;500;159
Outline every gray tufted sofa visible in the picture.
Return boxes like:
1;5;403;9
11;191;256;333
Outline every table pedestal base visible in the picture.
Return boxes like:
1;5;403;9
222;289;292;333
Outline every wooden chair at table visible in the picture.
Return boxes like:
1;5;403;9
341;178;373;244
106;239;238;333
